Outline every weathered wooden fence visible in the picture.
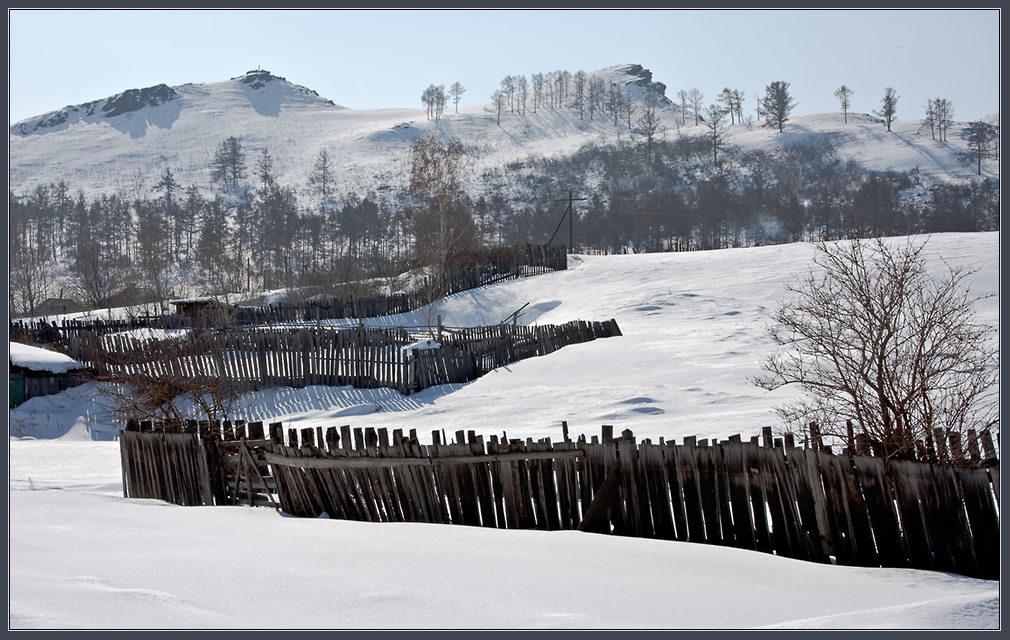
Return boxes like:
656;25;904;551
120;419;276;508
62;320;621;394
120;419;1000;580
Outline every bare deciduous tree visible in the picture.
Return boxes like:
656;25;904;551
573;70;587;120
934;98;955;142
754;237;998;463
704;104;729;167
676;89;688;127
102;334;240;425
687;88;704;125
491;89;505;125
635;92;666;162
407;137;479;282
833;84;854;124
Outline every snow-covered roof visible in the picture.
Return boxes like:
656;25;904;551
401;338;441;353
9;342;85;374
169;296;225;305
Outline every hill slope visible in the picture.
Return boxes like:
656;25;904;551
10;66;996;200
11;232;998;442
8;232;1001;629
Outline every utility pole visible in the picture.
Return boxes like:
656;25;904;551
548;189;587;253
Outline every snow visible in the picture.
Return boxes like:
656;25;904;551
10;232;998;444
7;232;1000;628
10;67;995;201
8;440;999;629
401;338;441;352
9;383;121;441
727;112;998;181
9;342;85;374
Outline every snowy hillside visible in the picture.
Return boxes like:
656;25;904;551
12;232;998;443
10;65;995;200
8;232;1000;628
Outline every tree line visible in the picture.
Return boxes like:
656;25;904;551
9;86;999;317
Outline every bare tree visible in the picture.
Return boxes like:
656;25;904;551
876;87;899;132
921;98;937;140
588;75;606;119
635;93;666;161
761;81;796;133
532;73;544;113
573;71;587;120
434;85;447;120
9;218;53;316
687;88;704;125
704;103;729;167
101;334;240;425
608;83;623;126
491;89;505;125
960;121;999;175
718;88;736;125
623;86;636;128
935;98;955;142
754;237;998;463
502;76;516;114
517;75;529;115
834;84;854;124
407;137;480;282
731;89;746;124
449;81;466;114
676;89;688;126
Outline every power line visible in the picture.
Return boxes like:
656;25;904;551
547;189;586;252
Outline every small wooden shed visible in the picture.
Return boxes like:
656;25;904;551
169;297;235;327
9;342;90;408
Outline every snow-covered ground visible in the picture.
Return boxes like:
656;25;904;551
8;232;1000;628
10;66;996;200
12;232;998;443
8;440;1000;629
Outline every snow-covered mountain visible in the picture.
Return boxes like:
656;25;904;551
9;65;996;200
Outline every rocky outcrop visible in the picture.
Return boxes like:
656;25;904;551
232;69;336;106
616;64;671;104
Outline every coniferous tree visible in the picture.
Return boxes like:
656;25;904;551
211;137;246;191
449;82;465;114
761;81;796;133
876;87;899;132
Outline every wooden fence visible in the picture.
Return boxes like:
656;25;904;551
120;420;1000;580
64;319;621;395
120;419;276;508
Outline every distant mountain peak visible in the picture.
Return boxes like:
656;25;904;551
229;68;337;106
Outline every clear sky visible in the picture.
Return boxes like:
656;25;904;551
8;9;1000;124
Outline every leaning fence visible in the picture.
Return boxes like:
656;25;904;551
120;420;1000;580
64;320;622;395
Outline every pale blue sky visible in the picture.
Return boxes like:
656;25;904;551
9;9;1000;124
